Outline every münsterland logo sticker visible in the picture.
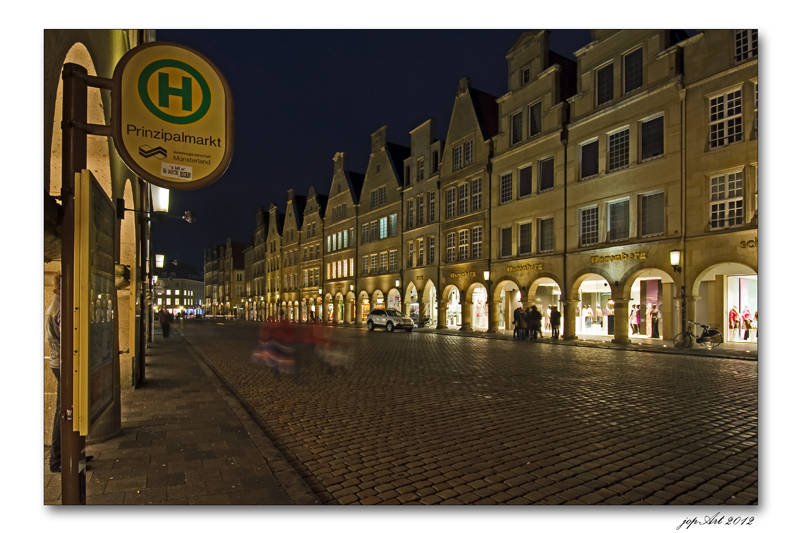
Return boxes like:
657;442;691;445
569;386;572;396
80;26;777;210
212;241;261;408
139;145;168;160
138;59;211;125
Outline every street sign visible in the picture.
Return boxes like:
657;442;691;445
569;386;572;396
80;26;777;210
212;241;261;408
112;42;234;190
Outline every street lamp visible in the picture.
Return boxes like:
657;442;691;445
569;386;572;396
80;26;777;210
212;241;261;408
155;254;164;268
670;250;682;273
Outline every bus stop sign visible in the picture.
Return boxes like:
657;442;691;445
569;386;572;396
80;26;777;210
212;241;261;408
112;41;234;190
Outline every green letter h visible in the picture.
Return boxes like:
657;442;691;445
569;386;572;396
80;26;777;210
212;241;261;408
158;72;192;111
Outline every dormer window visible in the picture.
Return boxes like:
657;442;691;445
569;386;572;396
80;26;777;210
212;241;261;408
521;67;530;86
623;48;643;93
734;30;758;62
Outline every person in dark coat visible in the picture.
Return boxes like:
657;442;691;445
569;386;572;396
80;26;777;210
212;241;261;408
550;307;562;339
513;306;521;339
530;306;543;341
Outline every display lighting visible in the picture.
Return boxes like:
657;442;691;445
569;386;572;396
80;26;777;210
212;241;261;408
155;254;164;268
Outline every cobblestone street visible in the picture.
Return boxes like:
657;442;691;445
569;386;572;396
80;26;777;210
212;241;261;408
180;320;758;505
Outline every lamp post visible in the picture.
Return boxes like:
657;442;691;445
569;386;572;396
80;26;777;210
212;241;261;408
671;249;686;334
484;270;496;333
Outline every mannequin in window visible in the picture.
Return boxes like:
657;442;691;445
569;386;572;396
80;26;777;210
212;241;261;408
729;305;740;341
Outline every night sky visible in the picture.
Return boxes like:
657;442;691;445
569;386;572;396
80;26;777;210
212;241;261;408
152;30;593;271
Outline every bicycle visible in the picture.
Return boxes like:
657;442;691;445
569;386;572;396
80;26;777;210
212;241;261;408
673;321;723;349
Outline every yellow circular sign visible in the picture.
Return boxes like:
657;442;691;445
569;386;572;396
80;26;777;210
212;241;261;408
112;42;234;190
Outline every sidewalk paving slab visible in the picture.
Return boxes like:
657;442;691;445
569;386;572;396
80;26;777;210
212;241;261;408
44;328;320;505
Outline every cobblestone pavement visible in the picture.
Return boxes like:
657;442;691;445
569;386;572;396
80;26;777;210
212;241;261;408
180;320;758;505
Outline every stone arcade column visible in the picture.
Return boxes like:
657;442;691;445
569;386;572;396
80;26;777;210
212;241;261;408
460;290;471;331
488;298;500;333
612;298;632;344
437;298;447;329
562;299;579;340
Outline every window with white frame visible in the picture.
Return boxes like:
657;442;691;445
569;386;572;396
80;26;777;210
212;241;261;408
418;239;424;266
641;116;664;161
389;214;398;236
429;236;435;264
304;270;309;287
342;260;347;278
511;111;523;145
521;67;530;85
709;89;743;148
326;235;331;253
580;206;599;247
471;178;482;211
446;188;456;219
362;256;369;275
379;186;386;206
429;191;436;222
539;218;554;253
343;230;348;248
464;140;474;166
624;48;643;94
581;140;599;180
640;192;665;237
472;226;482;259
417;158;424;181
608;128;630;172
529;102;542;138
362;224;369;244
338;261;342;278
754;81;758;135
458;230;469;260
407;199;414;229
458;183;469;215
519;166;532;198
596;63;614;106
379;217;387;239
500;173;513;204
734;30;758;62
371;189;378;209
518;222;532;255
370;254;377;273
388;252;396;272
539;157;554;192
380;252;387;273
370;221;377;241
417;195;424;226
453;145;463;171
446;233;456;263
500;227;512;258
710;172;744;229
608;199;630;241
408;241;414;268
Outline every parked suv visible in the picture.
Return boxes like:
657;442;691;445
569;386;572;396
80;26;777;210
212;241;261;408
366;308;414;332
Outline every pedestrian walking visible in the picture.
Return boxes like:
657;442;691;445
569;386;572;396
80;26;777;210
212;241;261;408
513;306;521;340
530;306;543;341
158;309;172;338
551;307;562;339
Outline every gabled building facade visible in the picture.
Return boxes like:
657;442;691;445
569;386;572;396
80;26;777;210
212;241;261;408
401;119;443;327
280;189;306;321
437;78;498;331
323;152;364;324
356;126;409;324
681;29;758;343
299;186;326;321
491;30;576;334
266;203;285;320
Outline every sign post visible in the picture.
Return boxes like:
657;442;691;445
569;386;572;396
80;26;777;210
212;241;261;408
56;40;233;504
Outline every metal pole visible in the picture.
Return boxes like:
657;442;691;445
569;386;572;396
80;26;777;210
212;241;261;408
60;62;87;505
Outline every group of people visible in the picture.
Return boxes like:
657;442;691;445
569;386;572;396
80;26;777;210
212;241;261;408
729;305;757;341
513;305;561;341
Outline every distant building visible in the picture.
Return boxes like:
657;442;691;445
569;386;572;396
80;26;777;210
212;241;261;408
154;261;204;317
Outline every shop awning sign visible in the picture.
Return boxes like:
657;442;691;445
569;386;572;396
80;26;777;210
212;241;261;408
112;42;234;190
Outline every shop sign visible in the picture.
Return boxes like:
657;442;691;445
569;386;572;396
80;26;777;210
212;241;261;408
112;42;234;191
450;271;476;279
739;238;758;248
591;251;648;264
507;264;543;272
